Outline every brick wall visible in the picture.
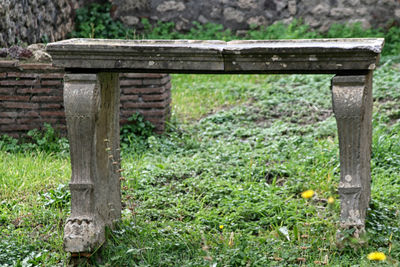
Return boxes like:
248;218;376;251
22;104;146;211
0;60;171;138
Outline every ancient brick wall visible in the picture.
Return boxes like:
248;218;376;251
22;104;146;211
0;60;171;138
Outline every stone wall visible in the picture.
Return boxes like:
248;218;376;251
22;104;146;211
0;60;171;138
0;0;75;47
111;0;400;32
0;0;105;47
2;0;400;48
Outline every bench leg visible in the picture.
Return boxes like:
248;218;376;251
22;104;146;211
63;73;121;253
331;73;373;235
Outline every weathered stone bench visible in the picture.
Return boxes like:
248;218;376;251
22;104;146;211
46;38;384;254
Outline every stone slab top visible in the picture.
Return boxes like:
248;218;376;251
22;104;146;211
46;38;384;74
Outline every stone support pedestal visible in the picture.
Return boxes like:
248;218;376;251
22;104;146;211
331;73;373;234
63;73;121;253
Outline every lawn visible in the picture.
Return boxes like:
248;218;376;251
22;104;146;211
1;56;399;266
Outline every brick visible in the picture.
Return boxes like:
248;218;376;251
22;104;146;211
41;80;62;86
119;79;143;86
142;91;171;101
122;100;169;109
40;103;63;109
142;76;171;85
0;60;18;68
121;109;166;117
39;111;65;117
31;96;63;102
0;118;15;124
120;95;139;101
0;79;40;86
119;119;129;124
1;102;39;109
17;118;59;124
18;63;61;71
40;73;64;79
0;95;30;101
0;112;19;118
24;111;40;117
54;124;67;131
16;118;34;124
7;72;39;78
0;124;31;131
17;88;57;94
139;109;168;117
0;88;14;94
123;86;166;94
5;133;19;138
120;73;168;79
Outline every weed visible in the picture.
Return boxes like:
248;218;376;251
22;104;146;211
41;183;71;209
70;3;134;39
120;112;155;152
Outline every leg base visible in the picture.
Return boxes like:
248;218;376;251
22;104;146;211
64;216;105;253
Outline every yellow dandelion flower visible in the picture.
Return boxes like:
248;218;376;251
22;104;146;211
367;252;386;261
301;190;314;199
219;225;224;230
327;196;335;204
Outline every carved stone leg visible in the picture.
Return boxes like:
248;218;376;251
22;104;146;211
331;72;373;234
63;73;121;253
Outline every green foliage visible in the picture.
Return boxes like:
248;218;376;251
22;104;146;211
182;22;233;41
141;18;179;39
120;112;155;151
2;61;400;265
0;135;20;153
27;123;69;154
246;19;319;40
0;236;48;267
41;183;71;209
2;10;400;265
0;123;68;155
70;3;134;39
382;26;400;56
324;22;383;39
70;3;400;57
141;19;233;40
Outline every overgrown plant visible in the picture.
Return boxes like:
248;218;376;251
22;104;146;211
70;3;135;39
0;123;68;154
120;112;155;151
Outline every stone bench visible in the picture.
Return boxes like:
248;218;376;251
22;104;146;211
46;38;384;254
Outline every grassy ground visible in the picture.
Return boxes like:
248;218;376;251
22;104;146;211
1;60;400;266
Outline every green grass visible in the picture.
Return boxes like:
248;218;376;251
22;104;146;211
1;61;400;266
2;16;400;265
0;152;70;199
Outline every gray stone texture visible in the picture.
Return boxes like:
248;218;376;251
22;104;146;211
0;0;74;47
332;73;373;235
46;38;384;74
111;0;400;32
63;73;121;252
1;0;400;47
0;0;100;47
